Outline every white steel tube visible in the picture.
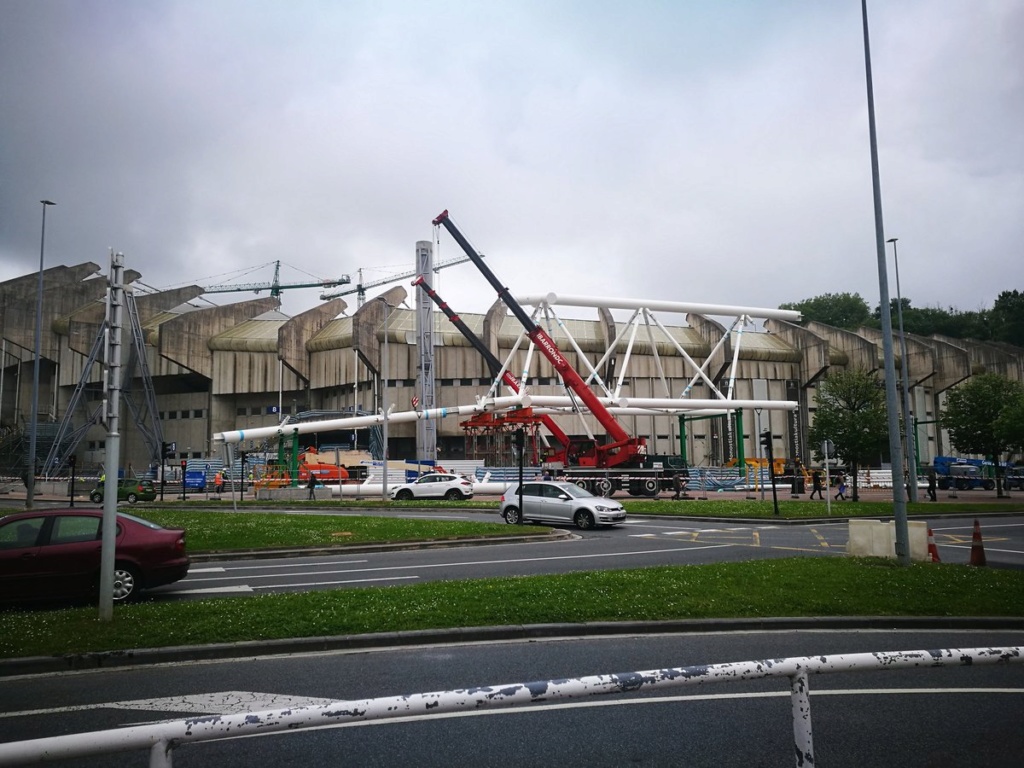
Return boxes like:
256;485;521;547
517;292;802;322
213;396;527;445
0;647;1016;767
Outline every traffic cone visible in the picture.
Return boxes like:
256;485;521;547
969;519;987;567
927;528;941;563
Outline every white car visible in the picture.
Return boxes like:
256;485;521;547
389;473;475;501
499;481;626;529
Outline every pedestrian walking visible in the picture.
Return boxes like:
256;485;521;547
671;472;687;500
834;471;847;501
927;468;937;502
307;473;317;500
809;470;824;499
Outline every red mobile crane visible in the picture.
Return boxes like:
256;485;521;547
432;210;653;486
412;274;584;463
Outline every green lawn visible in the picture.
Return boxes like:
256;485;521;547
1;557;1021;659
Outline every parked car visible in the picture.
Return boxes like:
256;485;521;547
89;478;158;504
499;481;627;530
389;472;474;501
0;508;189;604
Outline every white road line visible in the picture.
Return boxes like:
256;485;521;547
179;545;736;584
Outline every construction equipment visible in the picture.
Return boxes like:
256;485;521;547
433;210;669;496
321;256;471;306
205;260;350;298
412;274;578;465
932;456;997;491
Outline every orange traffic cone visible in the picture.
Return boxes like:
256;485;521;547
927;528;941;563
969;519;987;567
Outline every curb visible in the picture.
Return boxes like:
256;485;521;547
3;616;1021;678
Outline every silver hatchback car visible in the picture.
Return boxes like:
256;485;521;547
500;481;626;530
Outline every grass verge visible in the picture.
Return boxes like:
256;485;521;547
138;510;541;552
2;558;1021;660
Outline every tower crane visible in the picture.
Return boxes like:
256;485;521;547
204;260;351;298
320;254;472;307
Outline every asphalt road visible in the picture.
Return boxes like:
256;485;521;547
149;511;1024;600
2;628;1021;767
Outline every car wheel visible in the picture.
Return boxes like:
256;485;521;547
594;478;613;497
90;492;103;503
642;478;660;497
937;479;950;491
956;479;970;491
395;489;414;501
574;510;595;530
112;564;141;603
503;507;521;525
126;493;138;504
444;489;463;500
983;480;995;491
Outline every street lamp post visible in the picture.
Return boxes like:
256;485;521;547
887;237;918;502
26;200;55;509
379;300;394;502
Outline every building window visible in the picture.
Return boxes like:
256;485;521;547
193;409;204;418
237;407;247;416
460;378;473;386
167;411;177;419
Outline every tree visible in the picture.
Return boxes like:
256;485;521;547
995;388;1024;460
941;373;1024;496
780;293;871;330
990;290;1024;347
808;370;888;502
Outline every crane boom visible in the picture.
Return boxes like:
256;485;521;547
320;254;472;302
432;210;644;468
204;261;351;297
411;275;576;454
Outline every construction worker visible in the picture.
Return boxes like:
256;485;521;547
214;471;223;494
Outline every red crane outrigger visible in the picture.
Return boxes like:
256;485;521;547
432;210;647;470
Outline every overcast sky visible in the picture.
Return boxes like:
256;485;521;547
2;0;1021;324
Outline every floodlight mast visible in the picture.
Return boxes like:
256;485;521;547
432;209;643;468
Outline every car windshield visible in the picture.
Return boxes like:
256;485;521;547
556;483;595;498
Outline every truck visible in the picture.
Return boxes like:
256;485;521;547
431;210;681;497
932;456;996;491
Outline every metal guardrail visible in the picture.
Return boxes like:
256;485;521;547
0;646;1019;766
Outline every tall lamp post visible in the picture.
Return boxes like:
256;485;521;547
26;200;55;509
378;299;394;502
887;237;918;502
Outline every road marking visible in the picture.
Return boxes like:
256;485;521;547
0;691;337;720
172;585;255;595
178;545;738;586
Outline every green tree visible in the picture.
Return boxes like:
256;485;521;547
941;373;1024;496
808;369;888;501
994;387;1024;461
990;290;1024;347
780;293;871;330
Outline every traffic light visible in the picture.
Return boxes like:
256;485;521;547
759;430;773;458
513;429;525;450
180;459;187;473
162;441;176;458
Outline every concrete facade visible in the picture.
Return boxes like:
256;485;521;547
1;262;1022;476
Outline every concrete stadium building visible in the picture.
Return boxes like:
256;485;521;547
1;261;1021;478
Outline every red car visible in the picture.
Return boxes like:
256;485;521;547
0;508;189;604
